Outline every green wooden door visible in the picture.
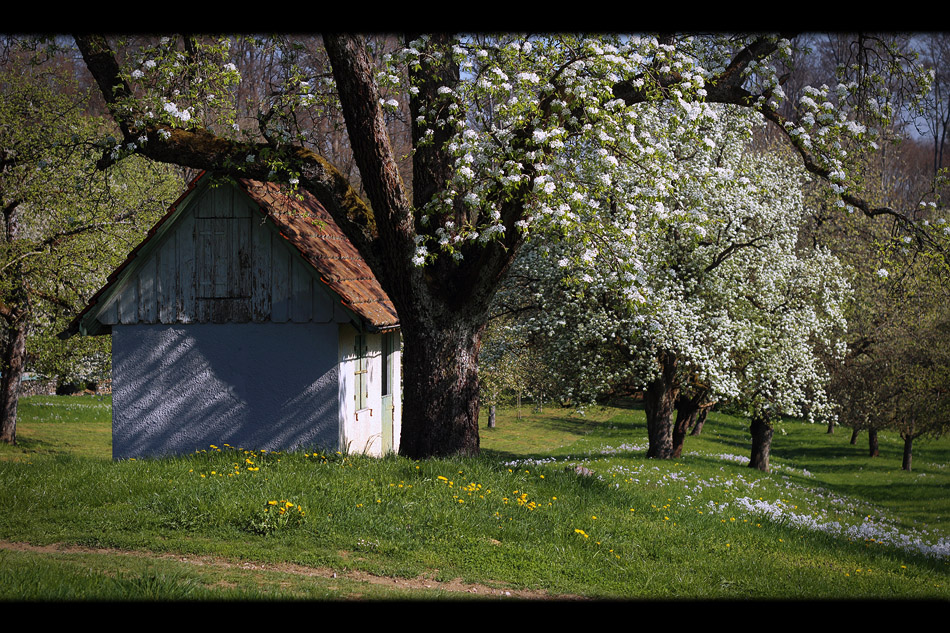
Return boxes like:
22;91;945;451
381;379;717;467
381;332;395;454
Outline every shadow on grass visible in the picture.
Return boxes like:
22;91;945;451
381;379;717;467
0;435;67;458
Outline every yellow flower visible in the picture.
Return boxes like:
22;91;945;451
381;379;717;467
268;500;278;506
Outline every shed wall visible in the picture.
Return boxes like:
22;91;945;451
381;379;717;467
112;322;339;459
337;326;401;456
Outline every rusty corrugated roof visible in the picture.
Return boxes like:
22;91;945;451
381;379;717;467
236;178;399;329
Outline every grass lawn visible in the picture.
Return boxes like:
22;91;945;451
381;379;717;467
1;394;947;600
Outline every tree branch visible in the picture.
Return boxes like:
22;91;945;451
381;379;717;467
73;34;383;272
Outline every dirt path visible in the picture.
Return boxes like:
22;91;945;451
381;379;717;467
0;539;579;600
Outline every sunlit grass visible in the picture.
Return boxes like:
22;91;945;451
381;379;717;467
0;395;947;599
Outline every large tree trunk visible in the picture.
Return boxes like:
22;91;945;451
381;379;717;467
868;428;879;457
643;352;678;459
0;314;27;445
748;414;773;473
396;305;487;459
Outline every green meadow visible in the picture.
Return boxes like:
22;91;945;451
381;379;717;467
0;394;947;600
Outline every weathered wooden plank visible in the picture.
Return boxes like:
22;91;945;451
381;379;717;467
312;281;333;322
99;297;118;325
194;216;213;322
290;257;313;323
333;300;349;323
212;220;228;299
192;188;214;218
118;279;138;324
138;254;157;323
158;233;177;323
251;216;272;321
233;194;252;218
236;217;251;300
177;211;196;323
213;184;232;219
271;236;290;323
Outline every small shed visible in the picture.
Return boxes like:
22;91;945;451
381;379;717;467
64;172;401;459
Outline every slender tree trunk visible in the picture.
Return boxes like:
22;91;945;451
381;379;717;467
826;417;835;434
1;201;26;446
488;404;496;429
0;314;28;445
672;389;705;458
690;407;708;436
850;428;860;445
748;414;773;473
901;429;914;472
643;352;678;459
868;428;879;458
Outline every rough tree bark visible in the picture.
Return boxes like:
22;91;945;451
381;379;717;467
671;388;707;458
689;406;709;436
868;428;879;457
0;201;27;445
850;428;860;445
748;414;774;473
0;311;27;445
644;352;679;459
901;419;915;471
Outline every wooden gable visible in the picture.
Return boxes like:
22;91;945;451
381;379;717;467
69;174;391;336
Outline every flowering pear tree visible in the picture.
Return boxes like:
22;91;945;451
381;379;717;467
73;33;927;459
507;107;850;467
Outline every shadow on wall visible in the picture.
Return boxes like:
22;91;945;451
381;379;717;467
112;322;338;459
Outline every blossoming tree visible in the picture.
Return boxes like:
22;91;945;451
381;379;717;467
505;108;850;468
73;33;928;459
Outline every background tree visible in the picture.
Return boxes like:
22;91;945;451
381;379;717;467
826;228;950;470
0;45;180;444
